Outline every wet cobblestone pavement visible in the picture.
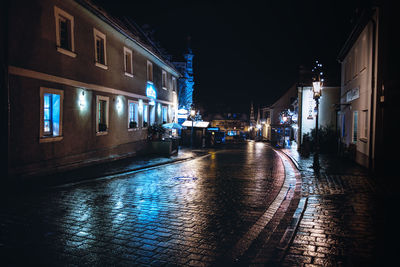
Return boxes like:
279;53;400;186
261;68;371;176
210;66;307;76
1;142;296;266
279;147;385;267
1;143;388;266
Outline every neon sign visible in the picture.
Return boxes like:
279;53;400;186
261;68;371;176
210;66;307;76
146;83;157;100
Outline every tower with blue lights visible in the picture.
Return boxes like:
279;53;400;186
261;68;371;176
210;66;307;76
173;38;195;113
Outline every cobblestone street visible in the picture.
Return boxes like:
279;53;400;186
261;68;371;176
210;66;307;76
1;143;296;266
280;148;385;267
1;143;388;266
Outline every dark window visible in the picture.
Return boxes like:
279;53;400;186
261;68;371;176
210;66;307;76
59;16;71;50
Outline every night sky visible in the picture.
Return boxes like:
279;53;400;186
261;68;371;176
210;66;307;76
93;0;367;114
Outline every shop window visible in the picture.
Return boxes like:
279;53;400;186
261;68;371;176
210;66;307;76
149;103;155;125
162;106;168;124
96;95;109;134
142;103;148;127
128;100;138;129
40;87;63;142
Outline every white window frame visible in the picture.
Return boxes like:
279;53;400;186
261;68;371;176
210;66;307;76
54;6;76;58
39;87;64;143
147;61;153;82
93;28;108;69
123;47;133;77
162;70;167;90
96;95;109;135
128;100;138;131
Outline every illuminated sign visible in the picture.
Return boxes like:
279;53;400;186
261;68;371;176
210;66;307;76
146;83;157;99
178;108;188;115
182;121;210;128
346;87;359;102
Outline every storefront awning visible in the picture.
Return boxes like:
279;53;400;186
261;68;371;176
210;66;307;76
182;121;210;128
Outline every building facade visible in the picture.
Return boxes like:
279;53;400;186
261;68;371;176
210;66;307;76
173;46;194;123
7;0;180;177
338;7;378;168
297;86;340;147
338;1;400;174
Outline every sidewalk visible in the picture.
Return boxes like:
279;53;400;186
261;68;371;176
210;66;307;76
279;145;386;266
8;147;210;191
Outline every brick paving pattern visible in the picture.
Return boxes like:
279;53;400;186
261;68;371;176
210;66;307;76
1;144;387;266
280;149;384;267
1;143;290;266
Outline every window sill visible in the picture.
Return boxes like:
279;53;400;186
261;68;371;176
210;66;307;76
124;72;134;78
57;47;77;58
40;136;63;143
128;128;138;132
359;137;368;143
95;62;108;70
96;131;108;136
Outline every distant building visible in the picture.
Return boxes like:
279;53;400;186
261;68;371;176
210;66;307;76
297;85;340;146
6;0;181;177
207;113;249;142
173;44;195;123
261;81;339;148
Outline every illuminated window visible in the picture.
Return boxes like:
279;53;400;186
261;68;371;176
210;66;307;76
128;100;138;129
124;47;133;77
96;95;109;134
162;106;168;123
94;28;107;68
352;111;358;143
162;70;167;89
149;104;155;125
147;61;153;82
40;87;63;142
142;103;148;127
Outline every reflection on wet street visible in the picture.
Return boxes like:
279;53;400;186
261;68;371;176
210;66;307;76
1;142;285;266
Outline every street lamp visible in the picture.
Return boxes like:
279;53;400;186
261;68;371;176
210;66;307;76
282;114;287;148
312;61;324;169
190;108;196;149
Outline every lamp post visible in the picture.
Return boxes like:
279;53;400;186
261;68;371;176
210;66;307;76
282;114;287;148
312;61;323;169
190;108;196;149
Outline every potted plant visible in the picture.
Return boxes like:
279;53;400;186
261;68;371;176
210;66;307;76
148;123;166;141
129;121;137;129
98;123;107;132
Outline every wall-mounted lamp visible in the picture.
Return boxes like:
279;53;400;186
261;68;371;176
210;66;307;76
79;89;86;111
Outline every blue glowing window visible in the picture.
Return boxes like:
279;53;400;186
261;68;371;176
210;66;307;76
43;93;61;136
162;106;167;123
